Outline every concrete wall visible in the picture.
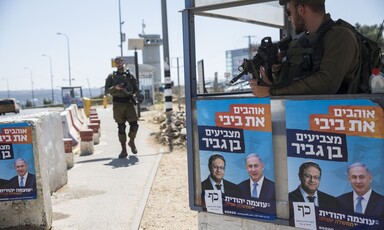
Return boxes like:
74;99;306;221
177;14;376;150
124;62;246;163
0;111;68;229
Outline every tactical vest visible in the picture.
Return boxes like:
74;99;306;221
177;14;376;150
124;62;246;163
276;19;334;87
110;70;137;97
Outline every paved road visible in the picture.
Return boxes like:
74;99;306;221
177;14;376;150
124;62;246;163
51;106;164;230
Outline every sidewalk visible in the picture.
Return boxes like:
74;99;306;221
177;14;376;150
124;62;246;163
51;106;165;230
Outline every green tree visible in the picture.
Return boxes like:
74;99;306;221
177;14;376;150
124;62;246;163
355;21;384;48
25;100;32;108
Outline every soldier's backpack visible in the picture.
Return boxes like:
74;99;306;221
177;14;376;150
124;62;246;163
320;19;382;93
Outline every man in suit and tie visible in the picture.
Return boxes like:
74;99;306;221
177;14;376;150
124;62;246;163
337;162;384;219
201;154;240;197
6;158;36;190
237;154;275;201
289;161;339;210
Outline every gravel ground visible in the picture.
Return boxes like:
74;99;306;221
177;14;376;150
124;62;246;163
138;110;198;230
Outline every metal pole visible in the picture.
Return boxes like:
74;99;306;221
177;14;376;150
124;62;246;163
24;67;34;107
161;0;173;151
134;49;140;117
118;0;123;57
87;78;92;97
161;0;172;114
177;57;181;111
42;54;54;103
57;32;72;86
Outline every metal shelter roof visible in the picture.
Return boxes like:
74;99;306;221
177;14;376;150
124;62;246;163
187;0;285;29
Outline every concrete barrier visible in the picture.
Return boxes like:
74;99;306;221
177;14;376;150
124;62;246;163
90;118;101;136
72;104;86;125
67;106;84;132
79;129;94;156
88;123;100;145
60;110;79;146
0;111;68;229
63;138;74;169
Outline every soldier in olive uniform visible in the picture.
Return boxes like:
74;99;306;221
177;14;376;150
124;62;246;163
105;57;139;158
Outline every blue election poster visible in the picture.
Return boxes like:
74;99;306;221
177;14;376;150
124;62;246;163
197;97;276;220
0;123;37;201
286;99;384;230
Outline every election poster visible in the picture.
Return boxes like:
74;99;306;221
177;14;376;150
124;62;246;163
197;97;276;220
0;123;37;201
286;99;384;229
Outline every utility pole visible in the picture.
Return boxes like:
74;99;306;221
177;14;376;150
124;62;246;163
42;54;54;103
161;0;173;151
118;0;124;57
171;57;183;111
244;35;256;59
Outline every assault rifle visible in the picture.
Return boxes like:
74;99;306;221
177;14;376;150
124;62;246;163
118;82;137;105
230;35;292;85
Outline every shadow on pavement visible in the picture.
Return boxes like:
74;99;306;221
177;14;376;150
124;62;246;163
76;157;113;164
103;155;139;168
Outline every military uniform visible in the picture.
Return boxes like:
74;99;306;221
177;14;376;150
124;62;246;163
272;0;360;95
270;14;360;95
105;65;139;158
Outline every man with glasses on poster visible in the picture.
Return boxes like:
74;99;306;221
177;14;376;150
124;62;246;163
289;161;338;210
201;154;240;196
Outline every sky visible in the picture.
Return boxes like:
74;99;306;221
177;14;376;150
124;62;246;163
0;0;383;92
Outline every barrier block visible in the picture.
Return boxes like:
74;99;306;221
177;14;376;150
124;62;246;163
89;118;101;136
89;114;98;119
0;112;68;229
90;108;97;116
63;138;74;169
63;138;73;153
80;129;94;156
88;123;100;145
90;118;100;125
60;110;79;146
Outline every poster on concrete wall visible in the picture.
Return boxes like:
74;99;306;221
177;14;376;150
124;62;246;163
286;99;384;229
197;97;276;220
0;123;37;201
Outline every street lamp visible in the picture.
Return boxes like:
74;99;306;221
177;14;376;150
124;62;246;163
118;0;124;57
1;78;10;98
56;32;72;86
24;67;35;107
42;54;55;103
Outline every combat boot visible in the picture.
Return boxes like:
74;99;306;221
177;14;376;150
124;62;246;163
128;138;137;154
118;142;128;158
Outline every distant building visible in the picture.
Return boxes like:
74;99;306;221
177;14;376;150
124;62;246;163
139;33;163;90
226;46;258;81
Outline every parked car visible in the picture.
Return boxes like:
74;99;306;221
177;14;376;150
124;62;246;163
224;80;251;92
0;98;21;115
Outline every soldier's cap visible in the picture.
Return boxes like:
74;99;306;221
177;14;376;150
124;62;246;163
114;57;124;62
279;0;325;5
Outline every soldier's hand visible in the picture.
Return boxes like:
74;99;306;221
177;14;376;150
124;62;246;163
259;66;273;86
249;79;270;97
115;85;123;90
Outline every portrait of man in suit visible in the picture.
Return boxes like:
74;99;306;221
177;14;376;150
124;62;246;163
337;162;384;218
289;161;338;210
6;158;36;189
201;154;240;196
237;154;275;201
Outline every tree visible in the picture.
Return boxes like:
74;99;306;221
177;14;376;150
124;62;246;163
355;21;384;48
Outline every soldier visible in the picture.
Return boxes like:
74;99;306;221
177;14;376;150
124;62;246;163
105;57;139;158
